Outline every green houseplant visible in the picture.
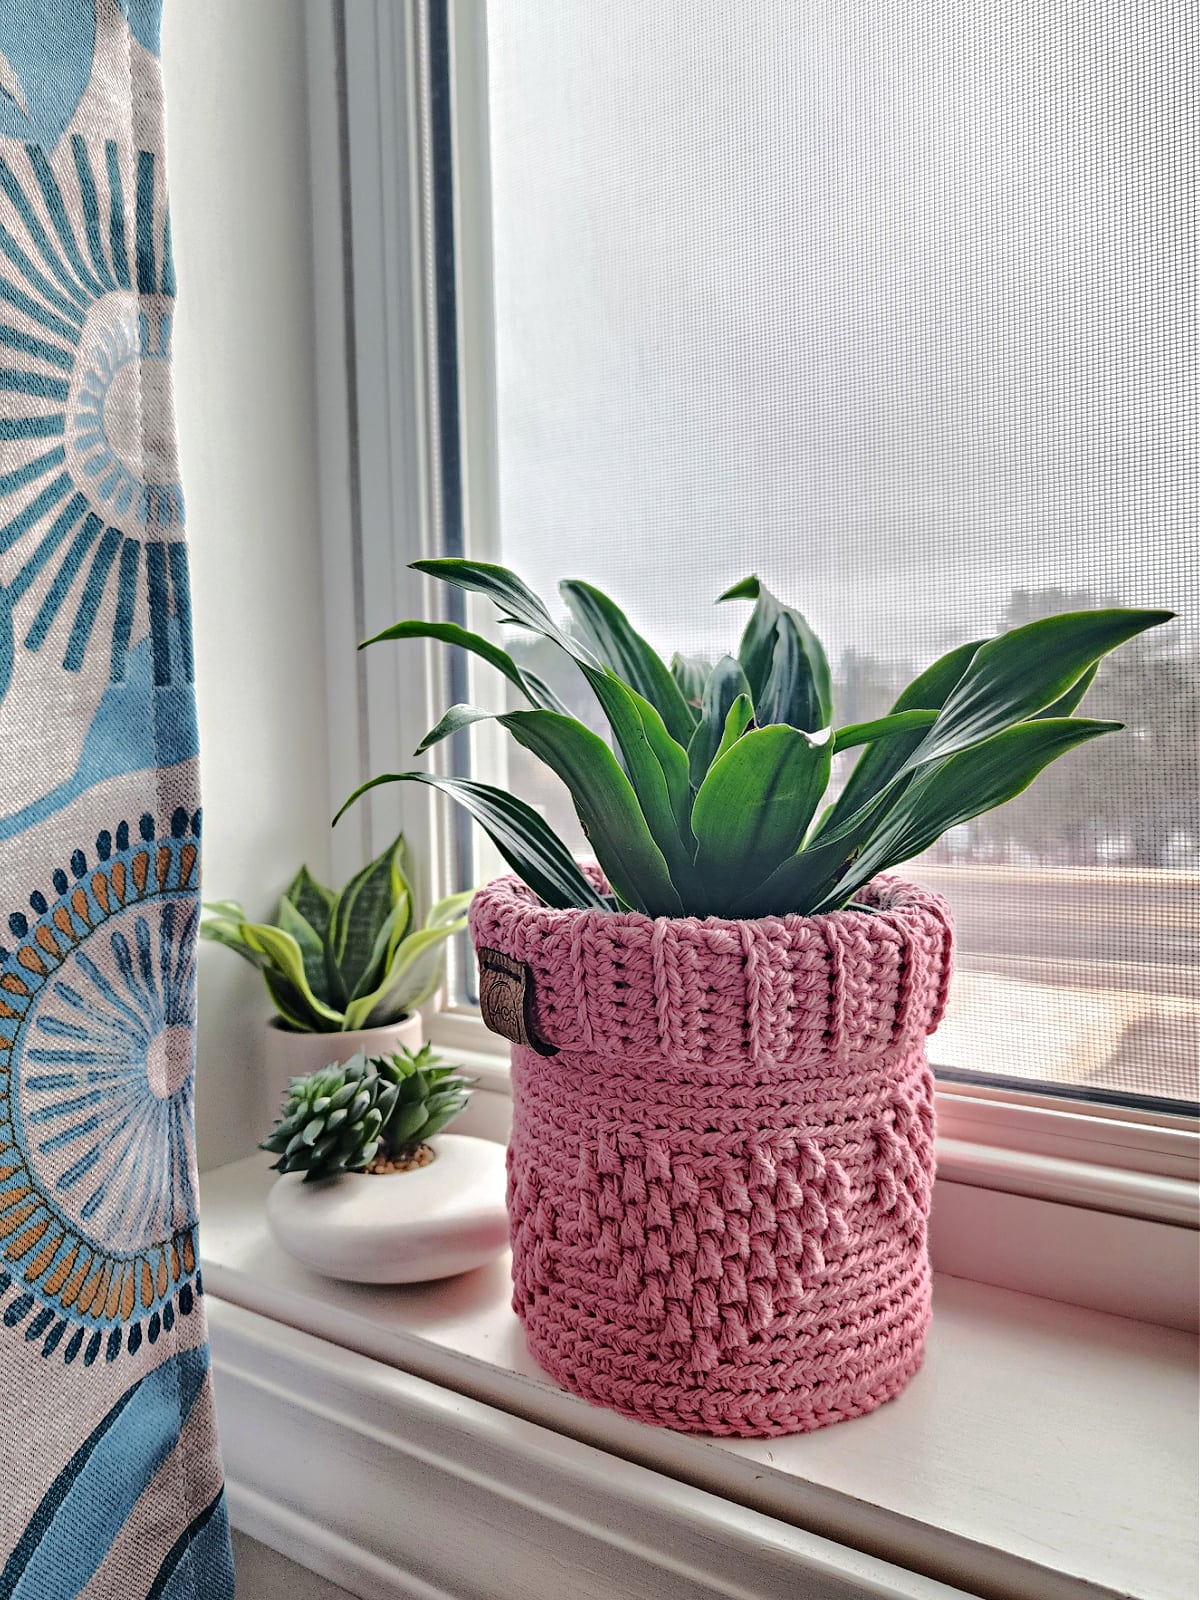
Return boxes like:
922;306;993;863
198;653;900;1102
332;562;1170;1438
260;1045;509;1286
201;833;471;1118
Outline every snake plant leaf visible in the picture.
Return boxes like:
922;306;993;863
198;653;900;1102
348;890;412;1006
498;708;685;916
687;655;753;789
818;637;983;838
813;717;1123;910
560;579;696;745
360;618;566;712
907;609;1173;768
670;652;711;713
718;575;833;729
277;896;330;1003
239;922;345;1029
326;833;411;1005
345;916;470;1029
335;771;606;912
831;708;940;754
691;724;833;909
411;559;589;658
282;866;336;940
198;915;270;967
713;692;755;767
201;898;248;922
262;968;329;1032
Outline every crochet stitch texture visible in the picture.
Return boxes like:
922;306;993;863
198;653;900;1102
471;870;954;1438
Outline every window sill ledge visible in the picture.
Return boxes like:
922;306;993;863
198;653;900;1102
201;1157;1198;1600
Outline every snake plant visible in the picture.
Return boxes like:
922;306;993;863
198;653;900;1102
201;834;472;1031
334;562;1171;920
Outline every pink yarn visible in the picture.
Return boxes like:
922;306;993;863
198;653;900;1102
470;871;954;1438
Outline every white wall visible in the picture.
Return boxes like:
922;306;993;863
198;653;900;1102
163;1;331;1170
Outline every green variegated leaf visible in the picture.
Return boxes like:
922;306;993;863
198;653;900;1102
277;896;330;1004
282;866;336;940
360;618;566;711
326;834;410;1004
411;559;585;656
344;914;467;1030
239;922;345;1028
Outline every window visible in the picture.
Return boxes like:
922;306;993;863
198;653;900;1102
428;0;1197;1113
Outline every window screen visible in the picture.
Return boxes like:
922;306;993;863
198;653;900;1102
475;0;1197;1108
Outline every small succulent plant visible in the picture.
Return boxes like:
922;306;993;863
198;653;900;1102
201;833;472;1032
261;1045;473;1182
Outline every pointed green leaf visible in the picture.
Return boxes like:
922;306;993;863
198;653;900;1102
813;717;1123;910
415;703;495;755
411;559;587;657
282;866;336;940
239;923;345;1027
199;916;270;969
691;724;833;910
360;618;566;711
1036;659;1099;719
713;692;755;767
908;610;1172;767
560;579;695;744
348;890;412;1004
327;833;410;1002
343;915;467;1030
687;655;753;788
277;896;331;1005
497;708;684;916
335;771;606;911
718;575;832;728
670;653;711;713
831;708;940;754
202;899;248;921
818;637;983;838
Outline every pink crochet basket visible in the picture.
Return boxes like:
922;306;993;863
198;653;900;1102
470;870;954;1438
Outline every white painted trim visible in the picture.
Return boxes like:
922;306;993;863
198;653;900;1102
212;1300;972;1600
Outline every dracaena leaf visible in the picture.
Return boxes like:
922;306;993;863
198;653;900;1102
906;610;1173;768
687;655;753;788
497;708;684;916
718;575;833;729
560;578;695;745
670;652;711;713
831;708;939;754
691;724;832;911
360;618;565;711
335;771;606;912
814;717;1123;910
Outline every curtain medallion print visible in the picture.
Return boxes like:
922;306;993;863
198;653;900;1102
0;4;233;1595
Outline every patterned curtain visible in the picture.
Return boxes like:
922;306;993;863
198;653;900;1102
0;3;233;1594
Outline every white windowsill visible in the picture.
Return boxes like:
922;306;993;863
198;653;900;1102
201;1156;1198;1600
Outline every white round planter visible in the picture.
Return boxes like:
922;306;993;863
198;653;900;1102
265;1134;509;1284
260;1013;423;1128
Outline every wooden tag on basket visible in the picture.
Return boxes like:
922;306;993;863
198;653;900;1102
477;948;558;1056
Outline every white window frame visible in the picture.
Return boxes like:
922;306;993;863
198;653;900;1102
305;0;1198;1327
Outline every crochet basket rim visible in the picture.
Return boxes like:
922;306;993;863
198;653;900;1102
469;868;955;1067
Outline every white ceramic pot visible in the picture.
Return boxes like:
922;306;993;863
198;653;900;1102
260;1013;423;1128
265;1134;509;1283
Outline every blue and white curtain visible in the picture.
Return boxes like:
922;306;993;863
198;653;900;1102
0;3;233;1593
